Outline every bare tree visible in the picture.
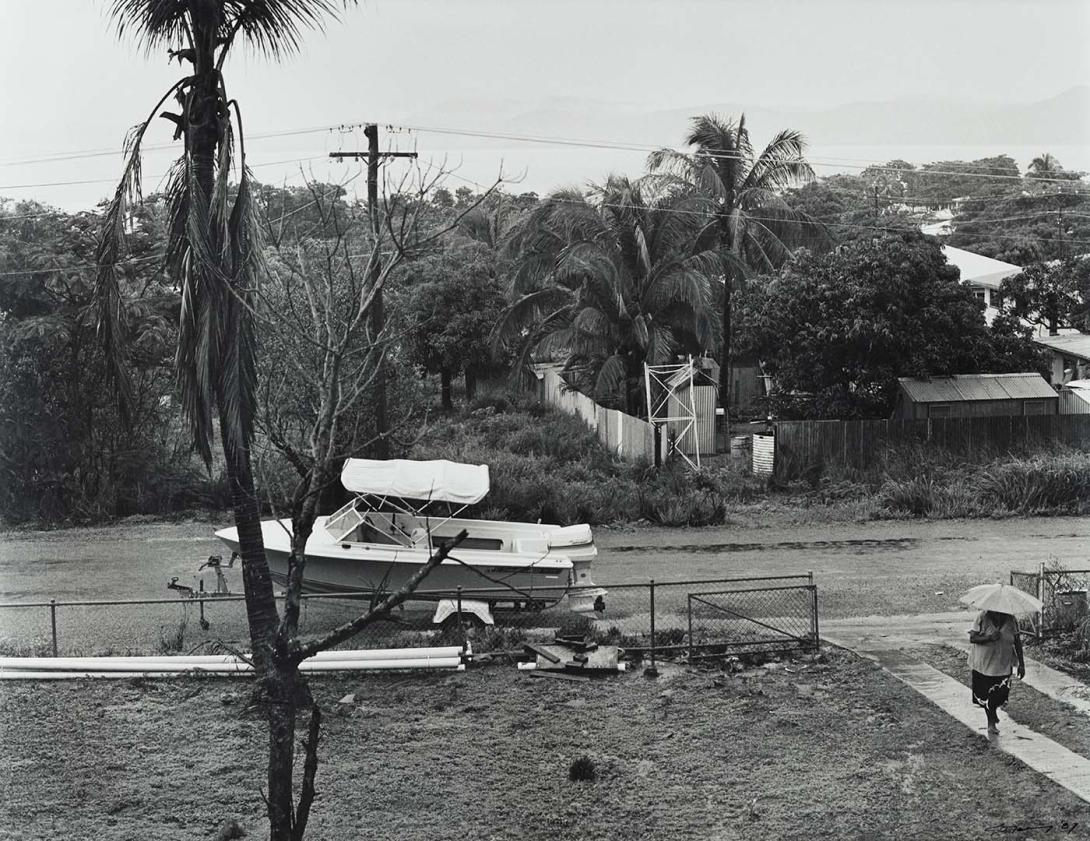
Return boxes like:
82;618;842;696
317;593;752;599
246;160;503;841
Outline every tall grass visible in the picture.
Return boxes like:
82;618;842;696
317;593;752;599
878;452;1090;518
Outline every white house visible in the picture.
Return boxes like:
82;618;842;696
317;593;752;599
940;245;1022;325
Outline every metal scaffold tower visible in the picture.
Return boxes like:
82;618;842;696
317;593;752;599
644;356;700;469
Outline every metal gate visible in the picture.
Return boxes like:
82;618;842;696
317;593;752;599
687;584;819;657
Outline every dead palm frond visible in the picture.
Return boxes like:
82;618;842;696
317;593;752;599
97;0;353;464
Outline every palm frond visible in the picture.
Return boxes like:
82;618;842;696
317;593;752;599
108;0;353;58
572;306;614;337
93;120;157;426
592;354;628;403
492;287;573;349
742;129;815;193
217;166;262;455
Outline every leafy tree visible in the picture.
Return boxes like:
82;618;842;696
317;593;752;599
1000;258;1089;334
0;202;187;523
403;238;507;408
736;232;1045;418
431;187;454;208
909;155;1022;205
648;113;822;413
948;186;1090;264
497;176;720;415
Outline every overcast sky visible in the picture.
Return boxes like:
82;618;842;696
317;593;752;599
1;0;1087;209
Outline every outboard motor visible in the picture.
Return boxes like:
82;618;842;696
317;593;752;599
167;552;239;630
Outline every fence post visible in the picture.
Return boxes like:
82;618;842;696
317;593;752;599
645;579;658;678
1037;561;1045;638
687;593;694;661
49;599;58;657
810;586;820;651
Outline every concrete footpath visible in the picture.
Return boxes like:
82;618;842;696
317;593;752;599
824;613;1090;804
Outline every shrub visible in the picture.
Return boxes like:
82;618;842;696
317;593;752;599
978;457;1090;514
157;618;187;654
569;756;597;782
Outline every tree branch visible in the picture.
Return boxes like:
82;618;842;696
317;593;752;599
291;702;322;841
292;530;467;660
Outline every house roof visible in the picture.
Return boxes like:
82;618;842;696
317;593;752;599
1034;333;1090;363
897;373;1056;403
941;245;1022;290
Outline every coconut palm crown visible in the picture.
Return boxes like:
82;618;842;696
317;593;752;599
98;0;350;464
648;113;822;411
496;176;723;415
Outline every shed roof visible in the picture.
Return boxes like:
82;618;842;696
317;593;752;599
898;373;1056;403
1034;333;1090;363
941;245;1022;290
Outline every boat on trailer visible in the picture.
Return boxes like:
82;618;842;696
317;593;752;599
214;458;606;625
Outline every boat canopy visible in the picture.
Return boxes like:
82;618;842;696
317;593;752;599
340;459;490;505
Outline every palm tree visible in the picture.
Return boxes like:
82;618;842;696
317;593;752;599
497;176;721;415
1028;152;1062;179
648;114;821;416
96;3;353;838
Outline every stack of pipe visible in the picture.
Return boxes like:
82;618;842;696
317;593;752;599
0;645;468;680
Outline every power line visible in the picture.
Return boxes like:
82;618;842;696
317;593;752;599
532;192;1090;249
0;154;331;193
0;171;366;279
4;118;1086;189
0;125;336;168
378;121;1090;189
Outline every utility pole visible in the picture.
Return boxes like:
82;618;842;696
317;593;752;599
330;125;417;459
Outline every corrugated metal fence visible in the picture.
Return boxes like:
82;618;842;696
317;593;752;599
541;370;658;463
773;414;1090;481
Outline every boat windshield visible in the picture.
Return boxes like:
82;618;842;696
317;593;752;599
325;500;365;542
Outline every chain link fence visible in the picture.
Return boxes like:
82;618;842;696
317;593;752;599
687;585;819;657
1010;566;1090;640
0;573;818;660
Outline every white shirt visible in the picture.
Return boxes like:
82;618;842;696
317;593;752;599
968;611;1018;677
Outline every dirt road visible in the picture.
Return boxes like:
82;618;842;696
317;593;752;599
594;516;1090;618
1;515;1088;651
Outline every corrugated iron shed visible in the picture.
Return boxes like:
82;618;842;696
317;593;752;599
898;373;1056;403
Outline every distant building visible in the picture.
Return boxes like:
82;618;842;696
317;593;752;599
1033;333;1090;386
940;245;1022;325
893;373;1057;419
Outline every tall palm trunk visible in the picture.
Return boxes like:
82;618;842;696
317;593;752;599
718;207;737;427
189;32;289;837
187;32;280;671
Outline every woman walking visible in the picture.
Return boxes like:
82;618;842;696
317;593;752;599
968;609;1026;734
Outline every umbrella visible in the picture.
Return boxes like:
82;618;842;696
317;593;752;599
959;583;1043;616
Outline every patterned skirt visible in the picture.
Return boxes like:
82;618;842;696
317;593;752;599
971;670;1011;712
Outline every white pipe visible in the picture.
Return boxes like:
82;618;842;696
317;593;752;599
0;648;466;671
0;662;466;680
0;656;463;673
301;657;462;671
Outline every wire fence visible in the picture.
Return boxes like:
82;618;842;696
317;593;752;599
1010;565;1090;640
0;573;818;660
687;585;819;657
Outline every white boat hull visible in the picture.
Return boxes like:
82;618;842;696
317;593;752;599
215;517;602;610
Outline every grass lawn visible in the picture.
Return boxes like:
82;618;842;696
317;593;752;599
2;649;1089;840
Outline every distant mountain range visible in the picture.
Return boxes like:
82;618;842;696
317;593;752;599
406;86;1090;151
